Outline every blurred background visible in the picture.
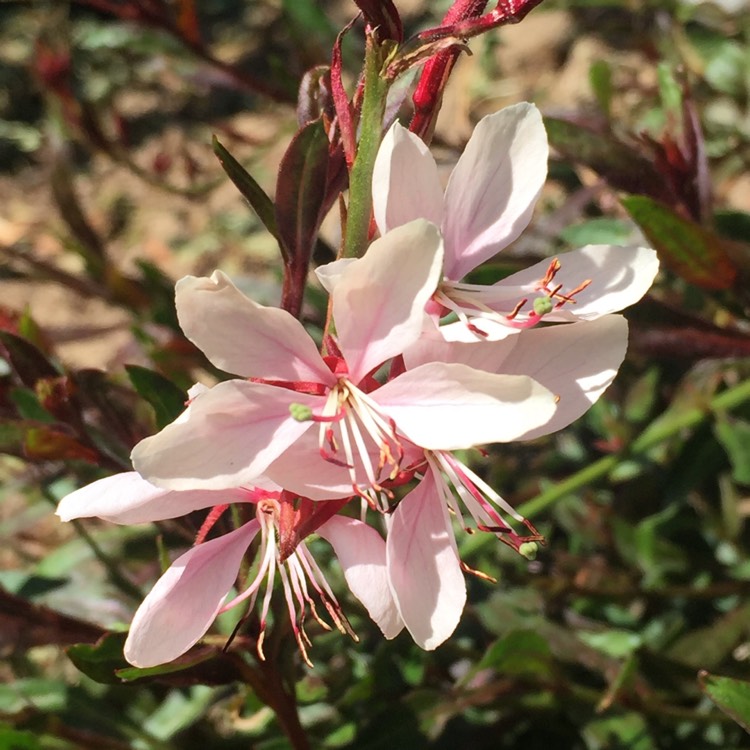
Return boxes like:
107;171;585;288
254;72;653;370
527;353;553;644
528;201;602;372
2;1;750;748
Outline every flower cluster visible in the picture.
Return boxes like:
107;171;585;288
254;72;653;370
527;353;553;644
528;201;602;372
58;103;658;667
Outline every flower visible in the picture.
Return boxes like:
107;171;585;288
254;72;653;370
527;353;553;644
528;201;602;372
384;313;631;647
131;220;558;504
372;102;659;339
57;471;403;667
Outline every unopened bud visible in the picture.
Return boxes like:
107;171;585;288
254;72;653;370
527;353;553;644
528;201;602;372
533;296;554;316
519;541;538;560
289;403;313;421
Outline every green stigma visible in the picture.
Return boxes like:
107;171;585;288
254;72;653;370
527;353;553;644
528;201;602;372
519;541;538;560
289;403;314;421
533;296;554;316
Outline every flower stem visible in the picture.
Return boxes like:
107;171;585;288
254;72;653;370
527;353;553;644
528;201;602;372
519;376;750;519
341;35;390;259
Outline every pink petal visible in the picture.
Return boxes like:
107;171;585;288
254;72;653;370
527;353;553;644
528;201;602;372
403;328;518;373
442;103;548;280
176;271;334;385
333;219;444;383
483;245;659;321
124;521;259;667
56;471;255;524
386;470;465;649
372;362;556;449
317;515;404;638
499;315;629;439
314;258;355;294
131;380;315;491
372;122;444;235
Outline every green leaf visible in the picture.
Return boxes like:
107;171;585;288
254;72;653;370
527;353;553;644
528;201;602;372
213;136;280;245
125;365;187;429
559;217;632;247
0;728;41;749
657;62;682;117
67;633;130;684
714;417;750;485
115;649;215;682
622;195;737;289
9;387;55;422
700;671;750;732
476;630;554;677
589;60;613;118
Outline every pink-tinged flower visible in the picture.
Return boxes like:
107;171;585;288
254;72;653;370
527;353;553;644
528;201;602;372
372;102;659;338
57;472;403;667
385;314;631;647
130;219;558;503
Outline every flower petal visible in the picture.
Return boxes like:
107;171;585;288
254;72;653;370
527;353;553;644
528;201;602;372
333;219;444;383
386;469;465;649
124;521;259;667
314;258;356;294
498;315;629;439
176;271;334;384
442;103;548;280
317;515;404;638
56;471;256;524
372;362;556;448
372;122;444;235
482;245;659;321
131;380;315;490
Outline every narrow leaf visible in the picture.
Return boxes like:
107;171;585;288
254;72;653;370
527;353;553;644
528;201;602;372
545;116;672;202
212;136;281;246
0;331;59;387
622;195;737;289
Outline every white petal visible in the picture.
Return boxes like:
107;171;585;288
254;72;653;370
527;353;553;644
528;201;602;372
403;328;519;372
56;471;254;524
372;122;444;235
333;220;444;383
176;271;334;384
124;521;259;667
442;103;548;280
499;315;630;439
317;515;404;638
372;362;556;448
314;258;356;294
484;245;659;321
131;380;315;491
386;470;465;649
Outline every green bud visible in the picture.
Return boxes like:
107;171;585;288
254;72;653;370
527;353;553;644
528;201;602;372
533;296;554;316
289;403;314;421
519;541;538;560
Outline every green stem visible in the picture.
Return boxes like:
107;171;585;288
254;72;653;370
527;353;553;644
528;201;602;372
341;37;390;259
519;376;750;519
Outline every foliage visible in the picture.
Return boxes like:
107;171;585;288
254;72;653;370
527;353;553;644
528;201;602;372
2;0;750;748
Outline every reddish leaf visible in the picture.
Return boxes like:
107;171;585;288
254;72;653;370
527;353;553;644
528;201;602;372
0;331;59;387
622;195;737;290
331;25;357;167
545;116;674;204
353;0;403;42
24;425;99;463
275;119;331;315
175;0;201;46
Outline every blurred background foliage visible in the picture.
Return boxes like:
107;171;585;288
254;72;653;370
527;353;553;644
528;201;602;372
2;0;750;748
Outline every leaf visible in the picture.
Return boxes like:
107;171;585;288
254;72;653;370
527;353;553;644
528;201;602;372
589;60;613;118
24;425;99;463
125;365;187;429
476;630;554;678
559;217;632;247
622;195;737;289
274;118;330;269
714;417;750;485
0;331;59;387
544;116;671;201
699;671;750;732
353;0;403;41
0;728;41;749
67;633;130;685
212;136;280;245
